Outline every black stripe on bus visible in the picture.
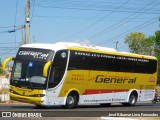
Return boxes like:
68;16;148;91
68;50;157;74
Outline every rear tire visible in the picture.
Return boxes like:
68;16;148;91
65;93;78;109
123;93;137;106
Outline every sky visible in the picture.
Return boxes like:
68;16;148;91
0;0;160;61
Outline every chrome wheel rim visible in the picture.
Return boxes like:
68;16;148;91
67;96;74;105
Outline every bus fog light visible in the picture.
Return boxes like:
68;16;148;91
35;94;45;97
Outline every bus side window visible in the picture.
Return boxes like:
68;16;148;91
48;50;68;88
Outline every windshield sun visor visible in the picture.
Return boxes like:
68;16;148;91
43;61;52;77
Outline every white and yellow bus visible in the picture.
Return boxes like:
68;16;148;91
3;42;158;108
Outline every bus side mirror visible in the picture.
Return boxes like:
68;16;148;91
43;61;52;77
2;57;14;71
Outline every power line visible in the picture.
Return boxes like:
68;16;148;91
0;42;19;45
36;0;158;6
33;15;157;22
63;0;131;38
35;0;159;41
35;0;160;13
34;4;160;14
0;25;24;34
89;0;159;40
36;0;160;8
0;51;17;56
0;26;15;29
17;0;159;50
95;17;158;46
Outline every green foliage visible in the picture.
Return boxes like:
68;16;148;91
142;36;155;55
154;30;160;56
124;32;155;55
157;54;160;84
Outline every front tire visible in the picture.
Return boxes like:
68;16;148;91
65;93;78;109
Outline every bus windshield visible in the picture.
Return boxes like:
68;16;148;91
11;60;47;89
10;47;54;89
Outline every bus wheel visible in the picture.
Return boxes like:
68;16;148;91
128;93;137;106
66;93;78;109
123;93;137;106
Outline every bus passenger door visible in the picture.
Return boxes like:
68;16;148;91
46;50;68;106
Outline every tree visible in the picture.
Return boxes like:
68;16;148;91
125;32;155;55
141;36;155;55
154;30;160;55
156;54;160;84
154;30;160;84
125;32;146;54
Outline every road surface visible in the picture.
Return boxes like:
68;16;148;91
0;102;159;120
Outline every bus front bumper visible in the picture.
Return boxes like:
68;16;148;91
9;92;44;105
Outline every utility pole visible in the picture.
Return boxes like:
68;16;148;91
114;41;119;50
25;0;30;44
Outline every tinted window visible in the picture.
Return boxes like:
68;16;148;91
48;50;68;88
68;50;157;74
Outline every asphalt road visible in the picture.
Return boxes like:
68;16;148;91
0;102;159;120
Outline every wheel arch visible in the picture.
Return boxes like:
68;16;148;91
127;89;138;102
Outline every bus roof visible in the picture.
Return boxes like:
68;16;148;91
20;42;117;52
20;42;157;60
